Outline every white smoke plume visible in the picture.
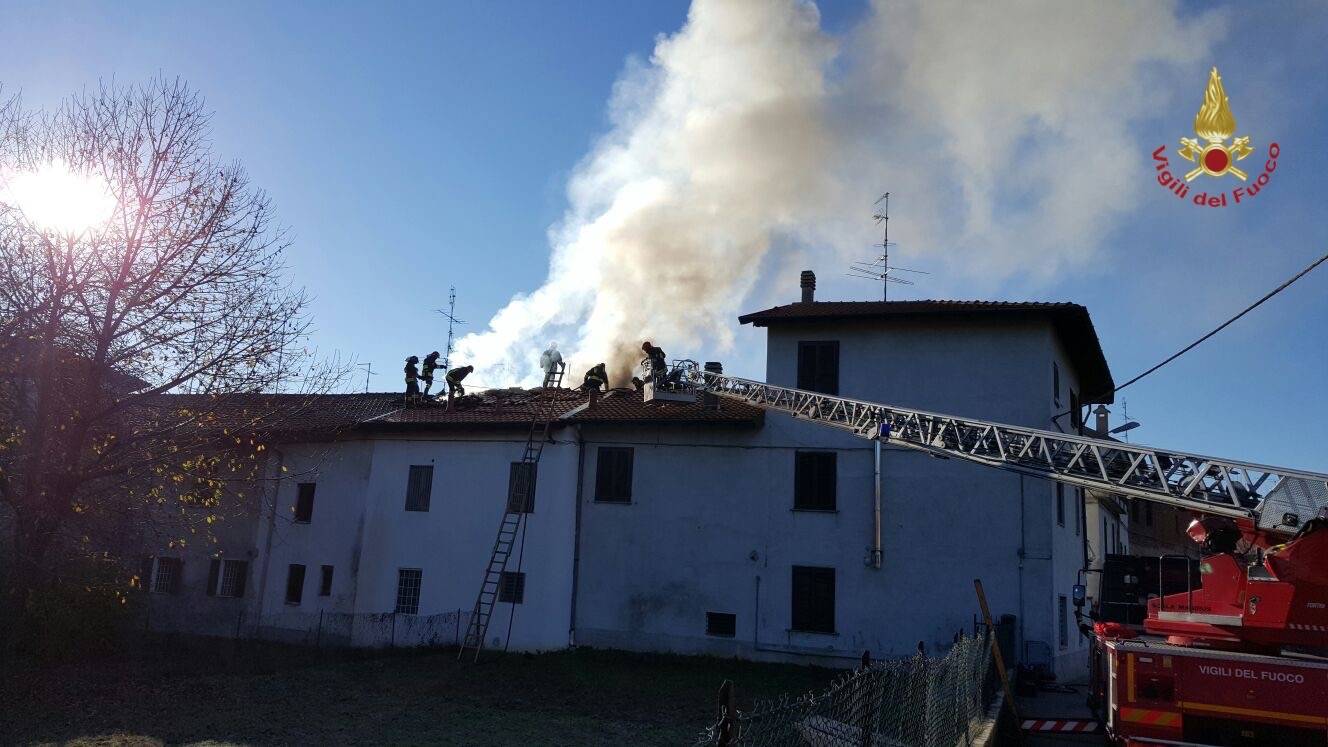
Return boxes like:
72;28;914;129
455;0;1227;386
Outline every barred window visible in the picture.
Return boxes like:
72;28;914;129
706;612;736;638
207;559;248;598
152;557;182;595
507;462;537;514
499;571;525;604
405;466;433;512
396;568;422;614
1058;595;1069;648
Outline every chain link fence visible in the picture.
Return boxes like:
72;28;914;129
144;603;474;649
696;635;998;747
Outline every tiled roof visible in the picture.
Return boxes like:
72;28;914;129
738;300;1115;402
146;393;402;440
569;388;763;425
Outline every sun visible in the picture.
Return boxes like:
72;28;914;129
2;161;117;235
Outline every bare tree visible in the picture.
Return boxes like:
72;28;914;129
0;78;342;612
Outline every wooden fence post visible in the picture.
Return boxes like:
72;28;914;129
717;679;737;746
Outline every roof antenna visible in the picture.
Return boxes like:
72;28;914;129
355;362;375;393
848;192;928;300
434;285;467;376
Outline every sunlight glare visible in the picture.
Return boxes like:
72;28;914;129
3;161;117;235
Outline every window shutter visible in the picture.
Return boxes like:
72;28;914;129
170;559;184;595
139;556;154;590
818;343;839;395
235;561;249;598
207;559;220;597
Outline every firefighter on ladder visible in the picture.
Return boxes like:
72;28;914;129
539;342;563;387
404;355;420;398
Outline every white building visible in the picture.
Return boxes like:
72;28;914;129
142;272;1115;679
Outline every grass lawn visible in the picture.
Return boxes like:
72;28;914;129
1;637;840;746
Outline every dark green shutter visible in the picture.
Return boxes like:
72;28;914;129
207;559;220;596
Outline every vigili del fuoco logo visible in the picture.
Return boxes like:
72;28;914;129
1153;67;1278;208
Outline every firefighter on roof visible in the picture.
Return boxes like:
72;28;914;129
540;342;563;386
404;356;420;397
581;363;607;393
421;351;441;395
446;365;473;398
642;341;666;378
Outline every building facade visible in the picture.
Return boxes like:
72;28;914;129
140;274;1116;679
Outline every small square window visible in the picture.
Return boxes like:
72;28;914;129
797;341;839;395
396;568;422;614
294;483;316;523
405;466;433;512
794;451;837;511
285;564;306;605
319;565;334;597
594;447;634;503
706;612;736;638
499;571;525;604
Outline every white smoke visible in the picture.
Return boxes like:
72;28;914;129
456;0;1227;386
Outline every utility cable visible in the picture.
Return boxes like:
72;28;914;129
1056;248;1328;423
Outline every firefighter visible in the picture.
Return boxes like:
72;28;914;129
539;342;563;386
404;356;420;397
630;376;645;392
420;351;441;395
581;363;607;393
641;341;667;379
445;364;473;398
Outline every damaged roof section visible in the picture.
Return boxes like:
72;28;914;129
364;386;763;432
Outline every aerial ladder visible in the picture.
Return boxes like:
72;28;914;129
652;361;1328;744
458;362;565;662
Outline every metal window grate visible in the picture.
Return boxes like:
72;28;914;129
1058;595;1069;648
498;571;525;604
218;560;247;597
396;568;422;614
507;462;537;513
152;557;180;594
706;611;736;637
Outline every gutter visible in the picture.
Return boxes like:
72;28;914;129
871;438;883;569
568;424;586;646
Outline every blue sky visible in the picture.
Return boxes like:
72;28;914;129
2;1;1325;471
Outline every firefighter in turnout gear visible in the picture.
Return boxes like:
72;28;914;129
421;351;441;395
641;341;667;380
446;365;473;398
404;356;420;397
581;363;608;393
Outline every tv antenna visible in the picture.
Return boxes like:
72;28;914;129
848;192;928;301
434;285;467;375
355;362;376;393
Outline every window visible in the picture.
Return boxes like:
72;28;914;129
498;571;525;604
794;451;837;511
507;462;537;513
1058;595;1069;648
1053;362;1061;405
285;564;306;605
294;483;316;523
706;612;737;638
791;566;835;634
319;565;334;597
1056;483;1065;526
149;557;183;595
207;559;248;598
396;568;422;614
1070;390;1081;432
797;341;839;395
404;465;433;512
594;447;634;503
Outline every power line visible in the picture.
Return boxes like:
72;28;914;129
1056;248;1328;423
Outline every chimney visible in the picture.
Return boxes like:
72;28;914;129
703;361;723;410
1094;405;1110;436
588;386;600;406
800;270;816;303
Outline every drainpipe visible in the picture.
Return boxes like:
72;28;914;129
254;447;286;631
568;425;586;646
871;439;883;569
